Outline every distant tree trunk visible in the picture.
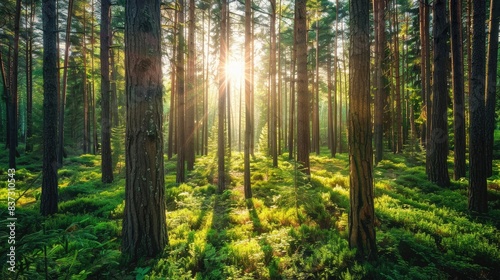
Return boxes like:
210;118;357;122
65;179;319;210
373;0;385;164
110;23;119;128
25;0;34;153
469;0;487;213
83;5;89;154
428;0;450;187
244;0;252;199
348;0;376;260
449;0;466;180
41;0;59;216
176;0;186;183
423;0;432;176
295;0;309;173
57;0;74;167
392;2;402;153
204;9;210;156
327;46;334;157
288;39;296;160
100;0;113;183
9;0;22;169
218;0;228;191
168;8;177;160
485;0;500;177
270;0;278;166
1;50;10;149
186;0;196;170
334;0;339;155
122;0;168;261
313;14;320;155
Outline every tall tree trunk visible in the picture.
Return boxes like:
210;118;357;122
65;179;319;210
423;0;432;176
295;0;309;173
25;0;34;153
41;0;59;216
428;0;450;187
57;0;74;167
348;0;376;260
270;0;278;166
83;4;89;154
176;0;186;183
204;8;211;156
469;0;488;213
373;0;385;163
313;14;320;155
9;0;22;168
288;39;296;159
327;45;334;157
218;0;228;191
392;1;402;153
122;0;168;261
450;0;466;180
244;0;252;199
186;0;196;170
485;0;500;177
168;8;177;160
100;0;113;183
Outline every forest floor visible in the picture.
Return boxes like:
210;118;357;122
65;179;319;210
1;133;500;279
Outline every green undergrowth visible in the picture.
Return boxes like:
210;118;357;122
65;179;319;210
0;144;500;279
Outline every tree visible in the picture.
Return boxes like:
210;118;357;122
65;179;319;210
8;0;22;169
244;0;252;199
449;0;466;180
58;0;74;167
25;0;35;154
348;0;376;260
468;0;487;213
295;0;309;174
122;0;168;261
176;0;186;183
41;0;59;216
218;0;228;191
373;0;385;164
100;0;113;183
270;0;278;167
186;0;196;170
428;0;450;187
485;0;500;177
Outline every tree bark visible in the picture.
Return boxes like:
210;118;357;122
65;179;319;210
373;0;385;164
427;0;450;187
244;0;252;199
218;0;228;191
450;0;466;180
176;0;186;183
25;0;35;153
485;0;500;177
295;0;309;173
41;0;59;216
348;0;376;260
100;0;113;183
469;0;488;213
9;0;22;168
186;0;196;170
270;0;278;166
122;0;168;261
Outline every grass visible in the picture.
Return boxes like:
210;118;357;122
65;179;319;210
0;137;500;279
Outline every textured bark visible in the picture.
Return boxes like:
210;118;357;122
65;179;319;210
244;0;252;199
485;0;500;177
100;0;113;183
25;0;35;153
186;0;196;170
288;40;295;160
218;0;227;191
450;0;466;180
373;0;385;163
9;0;22;168
168;9;177;160
176;0;186;183
295;0;309;173
270;0;278;167
423;0;432;176
428;0;450;187
468;0;487;213
122;0;168;261
58;0;74;167
41;0;59;216
348;0;376;260
83;5;89;154
327;46;334;158
392;2;402;153
313;15;320;155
